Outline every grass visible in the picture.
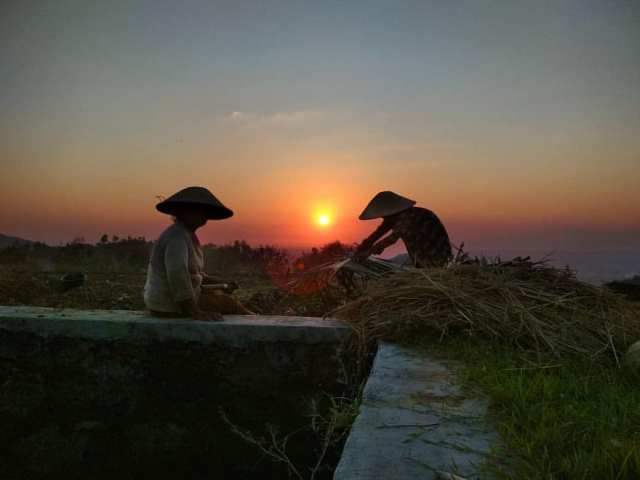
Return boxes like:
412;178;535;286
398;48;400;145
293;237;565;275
0;266;277;312
429;339;640;479
219;387;364;479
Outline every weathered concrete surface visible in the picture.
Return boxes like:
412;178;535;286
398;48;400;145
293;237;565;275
0;306;351;480
0;306;349;345
334;343;499;480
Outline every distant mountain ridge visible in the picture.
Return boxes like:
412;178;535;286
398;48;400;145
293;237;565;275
0;233;34;249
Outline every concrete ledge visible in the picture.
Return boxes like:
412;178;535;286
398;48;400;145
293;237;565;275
0;306;352;478
0;306;349;347
334;343;499;480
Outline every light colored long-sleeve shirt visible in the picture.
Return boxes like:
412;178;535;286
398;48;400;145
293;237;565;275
143;221;205;313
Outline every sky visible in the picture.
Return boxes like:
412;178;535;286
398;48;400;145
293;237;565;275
1;0;639;252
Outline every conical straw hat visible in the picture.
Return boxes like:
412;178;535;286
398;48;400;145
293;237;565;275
359;191;416;220
156;186;234;220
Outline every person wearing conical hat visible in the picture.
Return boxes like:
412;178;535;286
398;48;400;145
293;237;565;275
353;191;452;268
143;186;254;320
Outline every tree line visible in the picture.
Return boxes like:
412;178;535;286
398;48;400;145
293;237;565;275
0;236;355;277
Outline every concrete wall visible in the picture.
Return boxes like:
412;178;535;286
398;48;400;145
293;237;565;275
0;307;351;480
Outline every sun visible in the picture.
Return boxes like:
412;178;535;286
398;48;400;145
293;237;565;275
312;204;335;228
317;213;331;227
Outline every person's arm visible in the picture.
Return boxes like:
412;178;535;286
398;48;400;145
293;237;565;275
354;219;393;258
368;230;401;255
164;237;220;321
201;273;239;295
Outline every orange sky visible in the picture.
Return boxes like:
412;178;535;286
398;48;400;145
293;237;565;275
2;134;639;250
1;2;639;251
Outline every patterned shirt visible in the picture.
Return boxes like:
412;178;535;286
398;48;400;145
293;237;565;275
356;207;452;268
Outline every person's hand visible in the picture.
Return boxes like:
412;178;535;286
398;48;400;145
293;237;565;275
369;243;385;255
351;248;369;263
225;281;239;293
351;253;366;263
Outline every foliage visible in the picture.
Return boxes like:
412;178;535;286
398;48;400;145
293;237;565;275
0;237;290;279
432;339;640;479
220;391;362;480
0;237;151;273
0;239;349;316
202;240;290;279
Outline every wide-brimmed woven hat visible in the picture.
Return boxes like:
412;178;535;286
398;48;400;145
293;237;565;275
156;186;233;220
359;191;416;220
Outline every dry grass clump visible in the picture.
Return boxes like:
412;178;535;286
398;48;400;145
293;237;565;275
334;258;640;362
288;257;403;296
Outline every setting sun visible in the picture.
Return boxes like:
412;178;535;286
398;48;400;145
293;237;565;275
317;214;331;227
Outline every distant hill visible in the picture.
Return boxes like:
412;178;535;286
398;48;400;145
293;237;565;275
0;233;34;249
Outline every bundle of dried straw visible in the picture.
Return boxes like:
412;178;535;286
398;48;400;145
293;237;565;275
334;257;640;362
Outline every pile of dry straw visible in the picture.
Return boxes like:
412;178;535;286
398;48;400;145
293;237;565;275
333;257;640;362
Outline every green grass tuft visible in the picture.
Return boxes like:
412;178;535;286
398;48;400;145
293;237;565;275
430;339;640;479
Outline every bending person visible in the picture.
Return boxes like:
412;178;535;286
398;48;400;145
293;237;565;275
144;186;253;320
353;191;452;268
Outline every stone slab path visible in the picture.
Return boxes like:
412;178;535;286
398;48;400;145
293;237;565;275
334;343;499;479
